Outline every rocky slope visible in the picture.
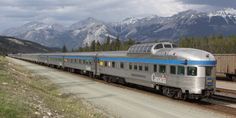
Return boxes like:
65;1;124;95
0;36;58;54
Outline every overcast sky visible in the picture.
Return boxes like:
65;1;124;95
0;0;235;31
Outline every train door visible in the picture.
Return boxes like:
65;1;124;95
205;66;216;89
62;56;65;68
94;54;99;76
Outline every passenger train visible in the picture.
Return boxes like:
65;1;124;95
9;42;217;99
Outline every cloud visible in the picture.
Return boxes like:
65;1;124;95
0;0;228;31
181;0;236;10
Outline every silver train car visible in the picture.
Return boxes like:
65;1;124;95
9;42;217;99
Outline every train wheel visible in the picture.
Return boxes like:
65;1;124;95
174;89;183;99
232;76;236;82
103;76;111;83
162;87;175;98
118;78;126;85
89;72;94;78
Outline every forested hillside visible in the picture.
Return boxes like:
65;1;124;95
179;36;236;54
75;35;236;54
75;37;135;52
0;36;59;55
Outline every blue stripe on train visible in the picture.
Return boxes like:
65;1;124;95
99;57;216;66
64;56;94;60
48;55;94;60
47;55;216;66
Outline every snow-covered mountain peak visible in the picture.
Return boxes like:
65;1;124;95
208;8;236;24
208;8;236;18
22;21;46;30
122;17;139;25
223;8;236;15
19;21;65;32
176;10;199;16
171;10;205;22
70;17;104;30
143;15;160;20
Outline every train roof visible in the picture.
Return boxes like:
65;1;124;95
16;42;215;62
24;51;128;57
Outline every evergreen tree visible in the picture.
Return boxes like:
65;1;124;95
179;35;236;54
78;47;84;52
105;36;111;51
96;41;101;51
90;40;96;51
115;36;121;50
62;44;68;52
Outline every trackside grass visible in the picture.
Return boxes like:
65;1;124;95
0;56;106;118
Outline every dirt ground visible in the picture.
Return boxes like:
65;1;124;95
0;57;107;118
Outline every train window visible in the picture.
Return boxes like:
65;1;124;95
154;65;157;72
154;44;163;49
159;65;166;73
99;61;104;66
177;66;185;75
206;67;212;76
170;66;176;74
108;62;111;67
104;61;108;67
129;63;132;70
112;62;115;68
187;67;197;76
164;44;172;48
147;46;152;52
134;65;138;70
144;46;148;53
172;44;177;48
120;62;124;69
145;65;149;71
139;65;143;71
89;61;92;65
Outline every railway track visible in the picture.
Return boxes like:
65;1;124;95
211;94;236;103
213;88;236;103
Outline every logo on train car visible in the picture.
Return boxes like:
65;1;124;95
151;73;167;84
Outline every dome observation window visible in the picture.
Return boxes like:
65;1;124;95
128;42;176;54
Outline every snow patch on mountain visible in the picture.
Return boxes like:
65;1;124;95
1;8;236;49
208;8;236;24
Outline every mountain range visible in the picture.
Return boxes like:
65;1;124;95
2;8;236;49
